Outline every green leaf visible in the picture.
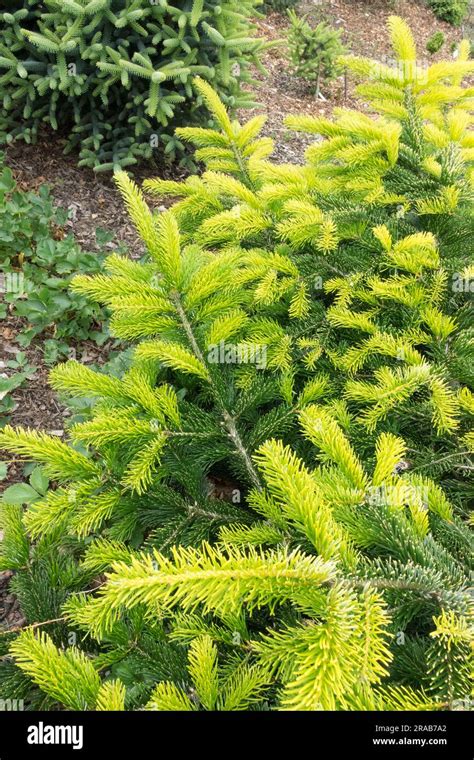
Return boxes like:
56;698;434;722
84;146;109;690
2;482;41;504
0;372;28;396
95;227;115;247
29;466;50;496
0;166;15;194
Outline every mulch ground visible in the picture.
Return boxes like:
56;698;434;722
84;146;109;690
0;0;468;628
0;571;25;632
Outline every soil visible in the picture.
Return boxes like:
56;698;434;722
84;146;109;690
0;571;25;633
0;0;468;629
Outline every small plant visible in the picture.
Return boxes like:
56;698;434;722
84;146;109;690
427;0;469;25
1;464;49;506
287;10;346;97
427;31;445;54
0;353;37;422
0;154;110;358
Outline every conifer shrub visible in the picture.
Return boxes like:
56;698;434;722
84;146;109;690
0;0;267;172
287;10;346;97
427;0;469;25
426;30;445;55
0;153;109;360
0;17;473;711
